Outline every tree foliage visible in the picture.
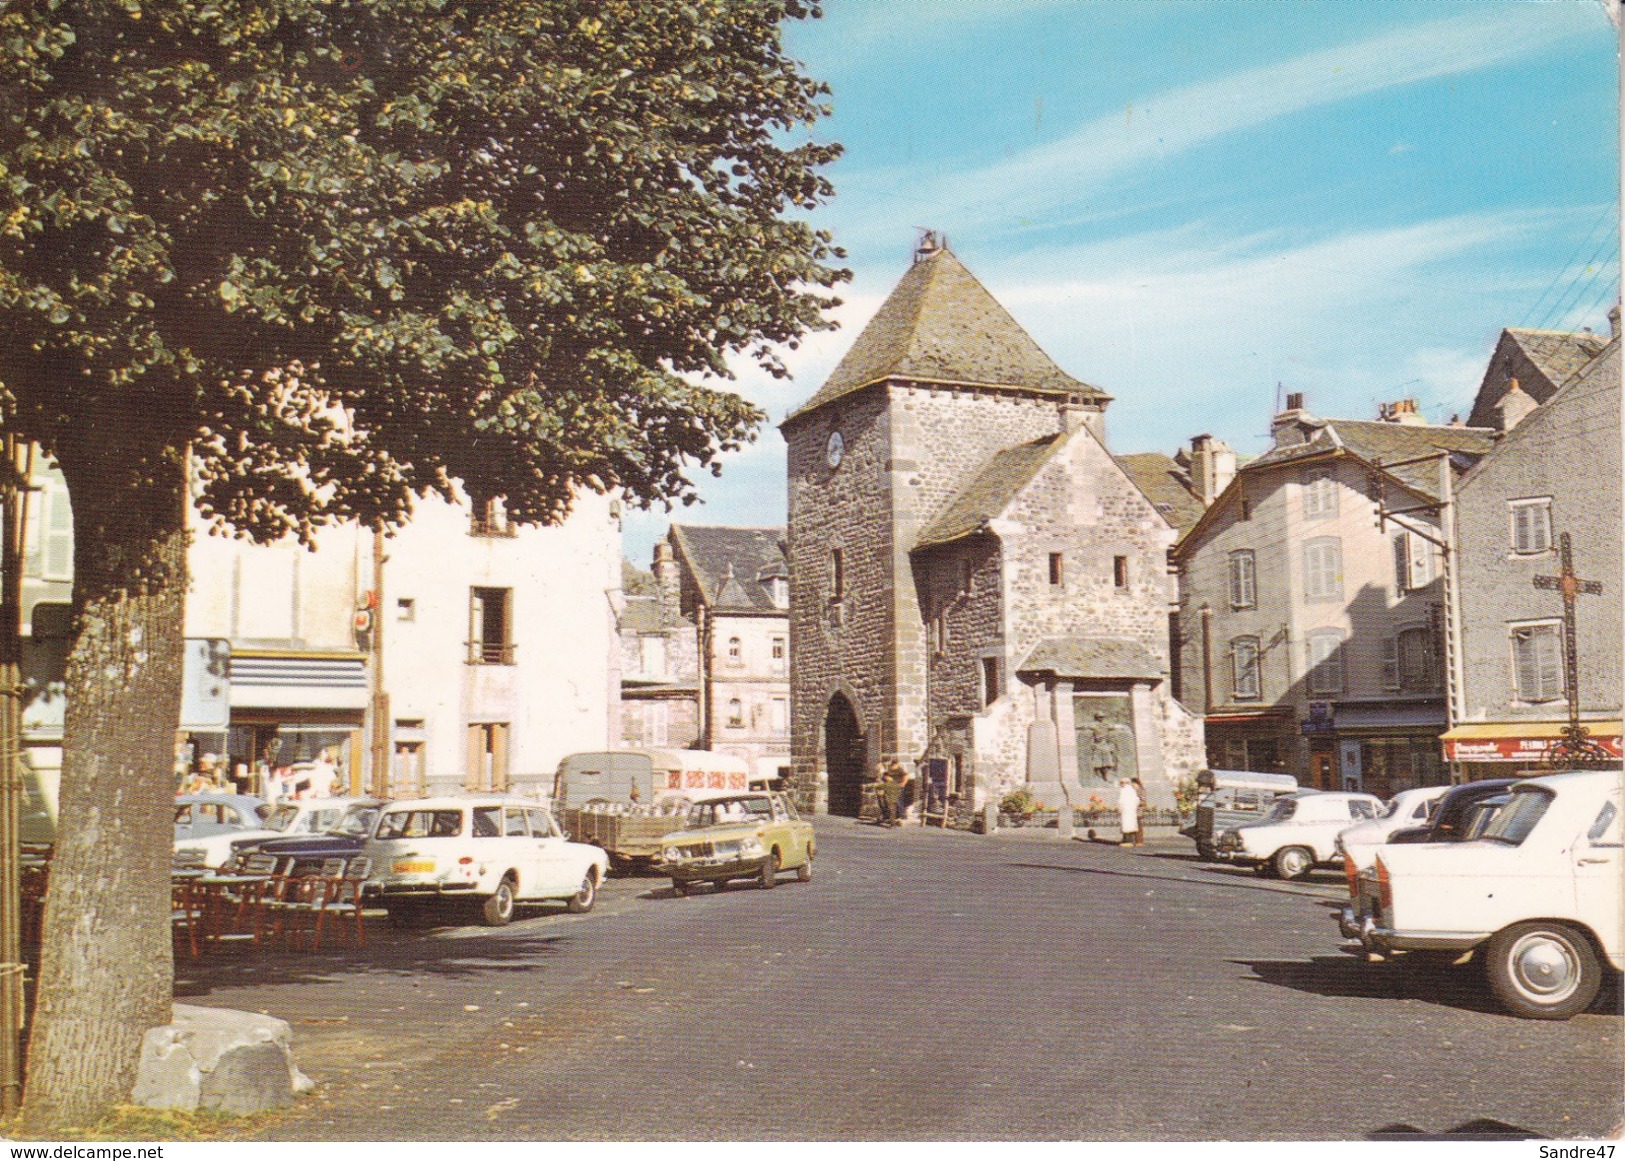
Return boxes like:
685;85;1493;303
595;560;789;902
0;0;843;1125
0;0;846;542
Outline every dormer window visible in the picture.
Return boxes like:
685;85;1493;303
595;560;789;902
768;576;789;608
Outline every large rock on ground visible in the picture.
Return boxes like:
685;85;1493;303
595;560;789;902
132;1005;314;1113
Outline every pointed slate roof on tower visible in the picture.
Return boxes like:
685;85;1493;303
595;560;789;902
784;245;1108;424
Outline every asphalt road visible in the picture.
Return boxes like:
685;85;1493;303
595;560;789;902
176;818;1623;1141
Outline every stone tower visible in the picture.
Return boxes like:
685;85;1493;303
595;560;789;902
782;243;1119;814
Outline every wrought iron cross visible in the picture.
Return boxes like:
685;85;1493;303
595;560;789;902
1532;532;1609;765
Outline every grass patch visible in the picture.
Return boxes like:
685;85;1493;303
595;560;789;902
2;1104;287;1141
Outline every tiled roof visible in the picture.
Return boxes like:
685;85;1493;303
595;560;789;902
668;524;788;613
1461;339;1621;490
618;594;668;635
1114;452;1206;540
1018;636;1164;680
1246;419;1495;499
785;248;1108;424
913;434;1066;549
1467;328;1610;427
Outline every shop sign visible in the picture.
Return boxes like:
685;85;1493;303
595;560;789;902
1445;734;1624;762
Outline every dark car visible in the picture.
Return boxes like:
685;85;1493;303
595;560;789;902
1386;778;1519;844
226;800;385;876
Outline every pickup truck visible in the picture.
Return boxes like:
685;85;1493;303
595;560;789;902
559;800;691;872
1340;768;1622;1020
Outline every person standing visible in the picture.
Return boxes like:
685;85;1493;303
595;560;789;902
309;748;340;798
1131;776;1148;847
1117;777;1141;848
878;762;904;828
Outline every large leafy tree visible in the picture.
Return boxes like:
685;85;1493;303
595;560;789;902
0;0;843;1125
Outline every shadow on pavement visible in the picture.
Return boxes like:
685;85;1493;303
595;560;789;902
1234;955;1504;1014
1008;859;1338;897
1368;1118;1545;1141
174;922;574;1000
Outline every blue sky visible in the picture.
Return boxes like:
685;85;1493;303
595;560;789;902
622;0;1620;567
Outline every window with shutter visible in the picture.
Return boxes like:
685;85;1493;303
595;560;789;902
1381;636;1400;691
1397;625;1437;692
1228;550;1256;609
1303;470;1338;519
1303;537;1342;602
1511;623;1563;702
1509;499;1552;555
42;482;73;580
1306;631;1344;694
1231;636;1261;701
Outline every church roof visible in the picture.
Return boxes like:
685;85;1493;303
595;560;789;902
784;247;1108;424
1018;636;1164;681
667;524;788;613
913;433;1067;549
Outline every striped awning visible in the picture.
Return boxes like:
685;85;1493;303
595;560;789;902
229;650;368;711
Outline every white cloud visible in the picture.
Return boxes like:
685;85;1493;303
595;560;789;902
839;6;1595;241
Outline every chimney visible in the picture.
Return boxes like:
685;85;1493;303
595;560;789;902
1610;303;1620;340
1270;392;1313;447
652;539;682;624
1188;434;1237;505
1378;398;1427;426
1494;377;1537;434
1058;396;1105;443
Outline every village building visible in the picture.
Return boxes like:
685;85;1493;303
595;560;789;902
617;549;702;752
1444;329;1622;776
1172;395;1496;796
17;456;621;809
665;525;791;781
781;238;1204;817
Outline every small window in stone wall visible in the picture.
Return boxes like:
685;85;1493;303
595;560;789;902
981;657;1000;708
726;698;744;729
1048;552;1064;587
960;558;974;595
830;548;844;602
1113;556;1129;589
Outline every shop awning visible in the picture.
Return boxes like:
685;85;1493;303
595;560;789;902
1440;721;1623;762
229;650;368;711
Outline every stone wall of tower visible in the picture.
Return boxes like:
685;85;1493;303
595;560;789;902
884;385;1073;760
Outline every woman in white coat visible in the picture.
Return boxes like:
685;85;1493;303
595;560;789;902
1117;778;1141;848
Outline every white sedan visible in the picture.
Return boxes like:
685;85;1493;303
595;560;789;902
1334;785;1451;873
365;796;609;926
174;795;377;869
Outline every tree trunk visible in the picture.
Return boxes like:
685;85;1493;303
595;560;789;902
21;441;188;1130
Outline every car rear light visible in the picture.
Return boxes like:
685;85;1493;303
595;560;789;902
1375;856;1393;912
1343;854;1358;897
458;856;474;865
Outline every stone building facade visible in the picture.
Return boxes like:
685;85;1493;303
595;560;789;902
1445;337;1622;775
666;524;791;778
1173;396;1495;796
782;241;1203;815
618;547;702;751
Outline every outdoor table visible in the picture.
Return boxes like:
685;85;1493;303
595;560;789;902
183;872;273;948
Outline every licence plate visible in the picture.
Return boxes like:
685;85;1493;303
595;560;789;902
393;859;435;874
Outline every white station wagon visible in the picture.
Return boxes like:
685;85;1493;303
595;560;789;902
1215;790;1384;880
366;796;609;926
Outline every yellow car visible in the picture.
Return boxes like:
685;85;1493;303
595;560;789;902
659;792;815;895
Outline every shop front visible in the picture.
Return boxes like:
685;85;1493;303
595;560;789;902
1205;708;1294;775
210;648;369;796
1441;720;1624;782
1323;699;1449;800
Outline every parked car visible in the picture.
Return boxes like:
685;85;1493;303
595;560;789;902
174;793;268;844
174;795;372;869
1334;785;1451;873
1386;778;1520;845
1336;779;1520;938
1182;770;1299;860
1340;769;1622;1019
659;791;815;895
365;796;609;926
1215;790;1384;879
223;800;386;876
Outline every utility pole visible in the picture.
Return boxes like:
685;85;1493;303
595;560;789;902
367;527;390;797
0;433;35;1115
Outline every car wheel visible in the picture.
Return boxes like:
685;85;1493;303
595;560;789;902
1486;921;1602;1020
566;871;597;913
797;846;814;882
759;849;780;890
672;879;689;897
480;877;517;927
1272;846;1313;880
